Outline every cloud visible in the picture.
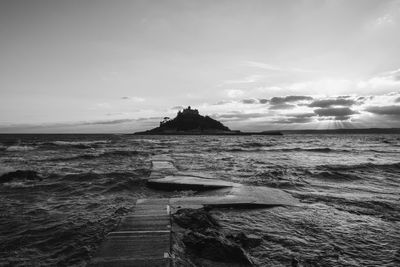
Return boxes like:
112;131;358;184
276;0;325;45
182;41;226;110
83;119;137;125
244;61;321;73
269;103;296;110
121;96;145;102
314;107;358;118
273;112;316;123
225;89;244;98
241;99;259;104
223;75;264;84
171;105;184;110
93;102;112;109
269;95;313;105
333;116;351;121
395;97;400;103
371;13;394;29
213;100;233;105
266;95;313;109
215;112;267;122
357;69;400;93
273;117;314;124
308;98;356;108
365;105;400;116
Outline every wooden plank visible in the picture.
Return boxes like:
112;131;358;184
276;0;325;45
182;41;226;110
119;215;170;231
91;198;171;267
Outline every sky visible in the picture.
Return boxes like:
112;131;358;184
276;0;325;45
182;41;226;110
1;0;400;133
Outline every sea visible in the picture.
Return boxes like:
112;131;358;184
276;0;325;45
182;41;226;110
0;134;399;266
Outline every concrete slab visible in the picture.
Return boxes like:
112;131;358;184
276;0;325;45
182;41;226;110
170;185;298;209
175;171;217;179
149;160;178;179
147;175;235;191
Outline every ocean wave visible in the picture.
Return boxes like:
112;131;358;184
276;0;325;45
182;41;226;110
52;140;110;146
102;150;142;157
295;193;400;221
103;177;146;193
320;162;400;172
2;181;35;188
48;150;144;161
219;147;340;153
6;145;36;151
310;170;361;181
40;140;110;149
241;142;275;148
273;147;335;152
0;170;42;183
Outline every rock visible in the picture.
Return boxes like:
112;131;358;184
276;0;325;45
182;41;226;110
0;170;41;183
183;231;253;265
231;233;262;248
173;208;255;265
173;208;220;231
134;106;233;134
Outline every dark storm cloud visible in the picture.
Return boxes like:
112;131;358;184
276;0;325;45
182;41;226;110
291;113;316;118
395;97;400;103
268;103;296;110
365;105;400;116
259;99;269;104
314;107;358;117
266;95;313;109
308;98;356;108
241;99;259;104
269;95;313;105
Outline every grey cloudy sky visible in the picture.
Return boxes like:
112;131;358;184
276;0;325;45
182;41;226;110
1;0;400;132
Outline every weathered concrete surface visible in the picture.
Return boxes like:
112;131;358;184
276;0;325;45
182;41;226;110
90;199;171;267
175;171;217;179
149;156;178;179
148;175;235;191
170;185;298;209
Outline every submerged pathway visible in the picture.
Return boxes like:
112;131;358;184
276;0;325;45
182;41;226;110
91;155;298;266
90;198;172;266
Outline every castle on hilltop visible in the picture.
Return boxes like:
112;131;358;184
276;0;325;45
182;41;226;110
154;106;231;132
178;106;199;116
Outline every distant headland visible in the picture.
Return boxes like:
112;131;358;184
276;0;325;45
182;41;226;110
134;106;282;135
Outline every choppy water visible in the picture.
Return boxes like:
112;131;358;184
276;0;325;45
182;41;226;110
0;134;399;266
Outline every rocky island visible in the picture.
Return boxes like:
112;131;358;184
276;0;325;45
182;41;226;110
134;106;282;135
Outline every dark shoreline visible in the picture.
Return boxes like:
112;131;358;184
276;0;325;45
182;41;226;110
133;128;400;135
1;128;400;135
132;131;283;136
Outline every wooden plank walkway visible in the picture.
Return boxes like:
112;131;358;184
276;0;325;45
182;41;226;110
90;198;171;267
91;155;299;266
